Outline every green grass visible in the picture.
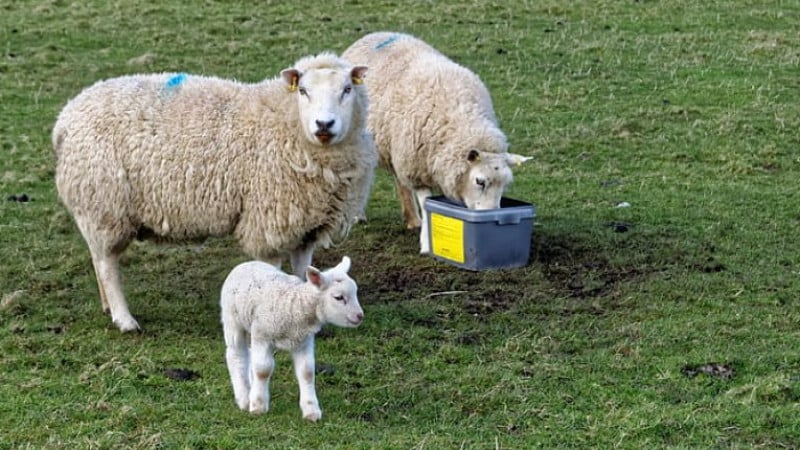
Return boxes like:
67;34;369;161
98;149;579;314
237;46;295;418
2;0;800;448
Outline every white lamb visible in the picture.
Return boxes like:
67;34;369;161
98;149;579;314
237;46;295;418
53;53;376;332
343;32;532;254
220;256;363;422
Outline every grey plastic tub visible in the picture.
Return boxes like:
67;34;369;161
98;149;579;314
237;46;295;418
423;196;536;271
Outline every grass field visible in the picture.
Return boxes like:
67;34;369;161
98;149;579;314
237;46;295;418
2;0;800;448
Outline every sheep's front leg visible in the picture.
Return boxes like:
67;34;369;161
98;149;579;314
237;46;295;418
414;188;433;254
292;337;322;422
290;246;314;280
248;340;275;414
396;179;421;229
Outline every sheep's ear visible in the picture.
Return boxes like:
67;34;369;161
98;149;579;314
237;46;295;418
281;68;300;92
306;266;325;289
335;256;351;273
506;153;533;167
467;149;481;163
351;66;367;85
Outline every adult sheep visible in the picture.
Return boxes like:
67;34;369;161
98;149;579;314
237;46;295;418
54;52;376;332
343;32;532;254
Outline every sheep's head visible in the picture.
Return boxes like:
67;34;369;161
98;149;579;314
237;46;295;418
282;53;368;147
459;149;533;210
305;256;363;328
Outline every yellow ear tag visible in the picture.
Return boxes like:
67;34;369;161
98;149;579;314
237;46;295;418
516;161;522;167
353;77;364;85
289;77;298;92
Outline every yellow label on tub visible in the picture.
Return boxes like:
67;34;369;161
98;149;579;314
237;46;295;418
430;213;465;263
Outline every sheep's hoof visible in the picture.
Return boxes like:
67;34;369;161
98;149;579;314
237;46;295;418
114;316;142;333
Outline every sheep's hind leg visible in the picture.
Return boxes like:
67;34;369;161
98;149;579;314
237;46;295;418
292;337;322;422
90;251;140;332
76;220;139;332
396;179;421;229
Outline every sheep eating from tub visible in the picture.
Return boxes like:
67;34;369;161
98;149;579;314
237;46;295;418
343;32;532;254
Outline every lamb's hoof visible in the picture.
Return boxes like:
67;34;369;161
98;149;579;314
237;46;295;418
303;411;322;422
114;316;142;333
249;401;268;415
236;398;250;411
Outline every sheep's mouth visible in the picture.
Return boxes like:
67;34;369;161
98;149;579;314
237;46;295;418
347;317;363;326
315;131;334;144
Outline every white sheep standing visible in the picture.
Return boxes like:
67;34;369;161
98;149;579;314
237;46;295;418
220;256;363;421
53;53;376;332
343;32;532;254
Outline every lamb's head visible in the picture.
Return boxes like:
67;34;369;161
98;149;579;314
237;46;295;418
281;53;368;147
456;149;533;210
305;256;363;328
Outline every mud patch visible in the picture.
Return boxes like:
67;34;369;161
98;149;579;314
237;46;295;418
681;362;735;380
162;367;200;381
536;235;647;299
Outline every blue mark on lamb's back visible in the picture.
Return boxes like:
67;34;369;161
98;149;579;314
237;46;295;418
374;35;399;50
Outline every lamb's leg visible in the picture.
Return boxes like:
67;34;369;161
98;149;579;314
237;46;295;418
248;340;275;414
290;246;314;280
292;337;322;422
396;179;421;229
223;324;251;411
414;188;433;254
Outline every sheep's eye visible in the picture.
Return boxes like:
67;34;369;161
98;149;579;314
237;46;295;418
298;87;308;97
334;294;346;303
341;85;352;100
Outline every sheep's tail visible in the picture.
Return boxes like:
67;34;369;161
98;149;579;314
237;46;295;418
52;123;66;160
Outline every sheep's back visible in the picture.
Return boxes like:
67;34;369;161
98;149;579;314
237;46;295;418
343;33;498;178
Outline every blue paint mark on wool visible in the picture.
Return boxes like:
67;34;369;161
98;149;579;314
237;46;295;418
165;73;187;90
374;35;399;50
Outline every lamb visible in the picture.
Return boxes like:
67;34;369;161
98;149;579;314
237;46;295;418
53;52;376;332
220;256;363;421
343;32;532;254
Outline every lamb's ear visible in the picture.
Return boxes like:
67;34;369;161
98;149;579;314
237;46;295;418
335;256;351;273
467;149;481;163
506;153;533;167
351;66;367;85
306;266;325;289
280;68;300;92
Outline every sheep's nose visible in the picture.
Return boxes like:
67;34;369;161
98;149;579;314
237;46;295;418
355;312;364;322
316;119;335;131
